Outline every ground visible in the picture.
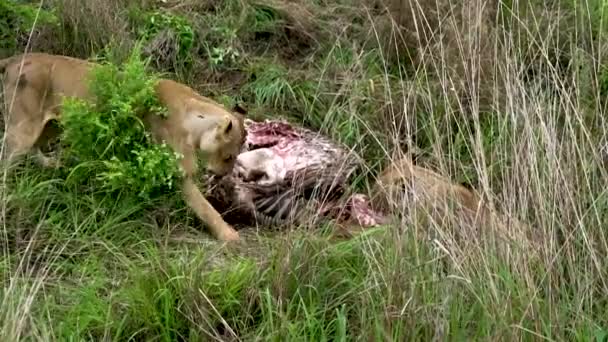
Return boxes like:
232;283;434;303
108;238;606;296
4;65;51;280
1;0;607;340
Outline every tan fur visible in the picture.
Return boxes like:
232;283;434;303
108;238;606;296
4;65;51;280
370;158;539;256
0;53;95;165
0;52;245;241
371;158;487;219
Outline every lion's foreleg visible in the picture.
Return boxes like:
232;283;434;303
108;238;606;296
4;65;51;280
182;177;240;241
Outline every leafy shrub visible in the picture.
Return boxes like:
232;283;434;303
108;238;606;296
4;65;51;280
206;25;241;69
196;2;243;71
131;9;195;70
0;0;58;56
59;49;182;201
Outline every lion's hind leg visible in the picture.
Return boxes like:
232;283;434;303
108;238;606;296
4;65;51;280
1;83;58;169
1;97;49;168
2;117;46;166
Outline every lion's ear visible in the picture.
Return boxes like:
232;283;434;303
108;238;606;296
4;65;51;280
233;103;247;116
219;115;233;134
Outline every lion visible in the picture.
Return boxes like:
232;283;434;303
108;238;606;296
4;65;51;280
370;157;487;220
0;52;245;241
369;157;540;257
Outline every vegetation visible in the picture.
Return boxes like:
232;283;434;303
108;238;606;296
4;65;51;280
1;0;607;340
59;47;181;201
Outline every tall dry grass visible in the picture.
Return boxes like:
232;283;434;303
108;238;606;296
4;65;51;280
372;0;608;332
0;0;606;340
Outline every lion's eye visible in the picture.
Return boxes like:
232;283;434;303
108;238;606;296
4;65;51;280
224;156;234;163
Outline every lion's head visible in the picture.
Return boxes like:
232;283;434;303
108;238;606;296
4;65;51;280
184;104;246;177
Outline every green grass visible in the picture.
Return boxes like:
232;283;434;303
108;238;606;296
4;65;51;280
1;0;608;340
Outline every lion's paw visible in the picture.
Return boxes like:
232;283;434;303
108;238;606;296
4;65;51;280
218;227;240;241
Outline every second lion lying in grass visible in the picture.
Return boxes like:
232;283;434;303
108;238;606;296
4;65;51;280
0;52;245;241
370;157;540;258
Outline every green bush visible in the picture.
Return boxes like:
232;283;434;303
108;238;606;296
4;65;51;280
0;0;58;56
131;9;195;71
59;49;182;201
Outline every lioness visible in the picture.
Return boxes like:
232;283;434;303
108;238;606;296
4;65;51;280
0;52;245;241
370;157;540;255
370;157;486;219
